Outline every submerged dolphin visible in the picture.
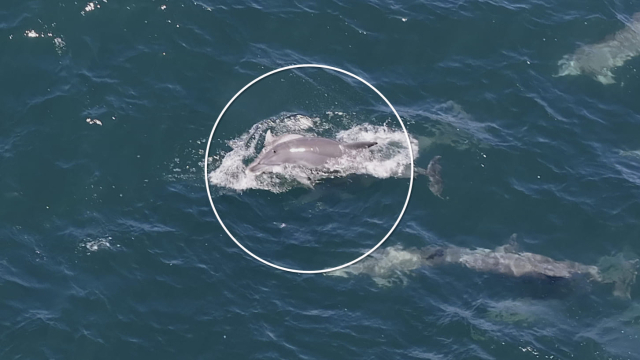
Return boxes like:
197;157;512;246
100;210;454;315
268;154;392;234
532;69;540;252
556;12;640;85
421;243;638;298
246;130;378;174
328;237;639;299
422;243;601;280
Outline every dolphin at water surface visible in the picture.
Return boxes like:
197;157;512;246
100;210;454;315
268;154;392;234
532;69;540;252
246;130;378;174
328;236;639;299
420;243;638;298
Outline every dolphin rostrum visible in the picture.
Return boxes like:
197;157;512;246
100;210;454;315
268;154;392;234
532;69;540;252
556;12;640;85
246;130;378;174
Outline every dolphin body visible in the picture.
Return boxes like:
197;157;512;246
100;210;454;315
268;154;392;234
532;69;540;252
246;130;378;174
328;238;638;299
556;12;640;85
421;244;638;298
421;243;601;281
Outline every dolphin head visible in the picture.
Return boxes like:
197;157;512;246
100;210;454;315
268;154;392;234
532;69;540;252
246;147;281;174
246;130;302;175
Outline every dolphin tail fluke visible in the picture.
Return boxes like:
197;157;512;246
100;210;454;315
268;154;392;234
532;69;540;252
343;141;378;150
612;261;638;299
596;253;639;299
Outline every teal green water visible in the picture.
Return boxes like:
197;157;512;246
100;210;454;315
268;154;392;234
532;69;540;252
2;0;640;359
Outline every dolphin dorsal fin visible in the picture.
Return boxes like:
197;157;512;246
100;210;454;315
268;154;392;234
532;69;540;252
496;234;521;253
264;130;275;148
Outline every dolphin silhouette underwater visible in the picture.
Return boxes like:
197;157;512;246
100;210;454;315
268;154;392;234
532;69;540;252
556;12;640;85
246;130;378;175
328;237;639;299
422;243;638;298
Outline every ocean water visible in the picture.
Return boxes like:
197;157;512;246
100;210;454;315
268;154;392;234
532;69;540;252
2;0;640;359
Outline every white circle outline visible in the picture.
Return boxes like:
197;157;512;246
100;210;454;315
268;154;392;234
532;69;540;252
204;64;414;274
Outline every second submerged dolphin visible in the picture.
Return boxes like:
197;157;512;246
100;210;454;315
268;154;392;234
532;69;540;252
556;12;640;85
246;130;377;174
328;236;639;299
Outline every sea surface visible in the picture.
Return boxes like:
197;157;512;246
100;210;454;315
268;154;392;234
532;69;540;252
1;0;640;359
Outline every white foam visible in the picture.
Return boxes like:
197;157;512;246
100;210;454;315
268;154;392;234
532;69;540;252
326;245;426;286
207;114;418;193
81;237;113;253
330;123;419;178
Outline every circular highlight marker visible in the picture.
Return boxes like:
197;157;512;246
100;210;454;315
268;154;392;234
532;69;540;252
204;64;414;274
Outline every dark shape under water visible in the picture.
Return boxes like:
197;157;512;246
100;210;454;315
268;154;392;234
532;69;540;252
426;155;443;198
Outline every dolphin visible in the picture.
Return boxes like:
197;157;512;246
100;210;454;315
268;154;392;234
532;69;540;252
327;236;639;299
246;130;378;175
556;12;640;85
420;243;638;298
420;242;602;281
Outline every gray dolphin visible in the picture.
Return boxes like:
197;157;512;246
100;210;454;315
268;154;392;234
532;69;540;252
420;242;638;298
246;130;378;175
328;236;639;299
556;12;640;85
421;242;602;281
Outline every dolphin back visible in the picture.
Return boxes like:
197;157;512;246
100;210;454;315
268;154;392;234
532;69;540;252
342;141;378;150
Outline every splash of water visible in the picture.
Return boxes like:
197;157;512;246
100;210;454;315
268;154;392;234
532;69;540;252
207;114;419;194
326;245;427;286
